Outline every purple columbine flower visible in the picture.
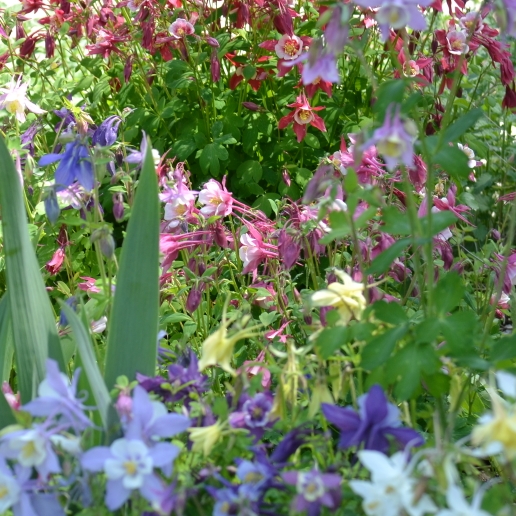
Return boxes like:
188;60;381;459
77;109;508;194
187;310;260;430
137;349;208;406
44;186;60;224
23;359;92;432
229;392;275;440
235;456;278;502
269;425;312;465
283;469;341;516
38;138;94;191
81;438;176;511
92;115;121;147
321;384;424;454
361;104;417;172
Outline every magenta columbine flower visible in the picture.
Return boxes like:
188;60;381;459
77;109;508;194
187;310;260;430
321;384;424;453
354;0;433;41
283;469;341;516
168;18;195;39
0;76;46;123
361;104;417;171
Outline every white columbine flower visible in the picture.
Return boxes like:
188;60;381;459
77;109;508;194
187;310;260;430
436;483;491;516
349;450;437;516
0;76;46;123
0;469;20;514
5;429;47;468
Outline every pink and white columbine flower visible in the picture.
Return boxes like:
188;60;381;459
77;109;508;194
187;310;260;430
161;183;197;230
459;11;484;34
169;18;195;39
275;34;303;60
446;30;469;55
198;178;233;217
0;76;46;123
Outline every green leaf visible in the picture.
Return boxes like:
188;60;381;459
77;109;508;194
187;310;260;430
315;326;349;360
61;303;115;432
243;65;256;80
420;210;457;238
0;293;13;383
361;324;408;370
0;137;64;403
372;300;408;325
433;272;464;314
373;79;408;118
304;133;320;149
199;143;228;176
434;146;471;181
490;333;516;362
172;137;197;160
104;140;160;391
237;160;262;184
381;206;412;235
442;109;483;144
366;238;412;275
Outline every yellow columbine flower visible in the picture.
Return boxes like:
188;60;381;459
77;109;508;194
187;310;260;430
471;388;516;460
311;270;366;325
198;302;261;375
188;420;224;457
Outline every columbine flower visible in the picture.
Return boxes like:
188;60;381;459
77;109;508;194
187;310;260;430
0;459;20;514
283;469;341;516
436;483;490;516
349;450;437;516
198;178;233;217
92;115;121;147
188;419;224;457
169;18;195;39
229;392;275;440
446;30;469;55
471;371;516;460
81;438;177;510
275;34;303;60
23;359;92;431
0;76;46;123
278;93;326;143
354;0;433;41
38;138;94;191
321;384;424;453
311;270;366;325
0;425;61;480
198;301;261;375
361;104;417;172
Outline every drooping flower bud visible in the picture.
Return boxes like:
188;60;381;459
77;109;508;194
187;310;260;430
113;192;124;221
44;187;60;224
186;286;203;313
210;50;220;82
91;227;115;259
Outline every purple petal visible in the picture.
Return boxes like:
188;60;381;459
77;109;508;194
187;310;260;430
149;414;191;438
282;471;298;485
387;427;424;448
321;403;361;431
362;385;389;425
81;447;110;471
38;153;62;166
149;442;179;469
105;479;131;511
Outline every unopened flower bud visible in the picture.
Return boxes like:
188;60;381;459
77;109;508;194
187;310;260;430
210;50;220;82
44;188;60;224
205;35;220;47
91;227;115;259
242;101;261;112
45;31;55;58
113;192;124;221
115;391;133;422
186;286;203;313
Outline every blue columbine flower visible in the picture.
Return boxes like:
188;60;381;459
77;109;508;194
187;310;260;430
39;138;94;191
92;115;121;147
321;384;424;453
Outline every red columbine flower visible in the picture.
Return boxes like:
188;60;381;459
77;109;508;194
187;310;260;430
278;93;326;142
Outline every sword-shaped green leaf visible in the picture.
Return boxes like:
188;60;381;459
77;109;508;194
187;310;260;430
104;140;159;389
0;137;64;403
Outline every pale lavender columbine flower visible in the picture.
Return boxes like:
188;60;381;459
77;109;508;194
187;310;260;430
282;469;341;516
0;76;46;123
499;0;516;37
0;424;61;481
236;457;277;501
81;438;177;511
123;386;190;452
38;138;94;191
211;485;258;516
354;0;433;42
321;384;424;453
0;457;65;516
361;104;417;172
23;359;92;432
